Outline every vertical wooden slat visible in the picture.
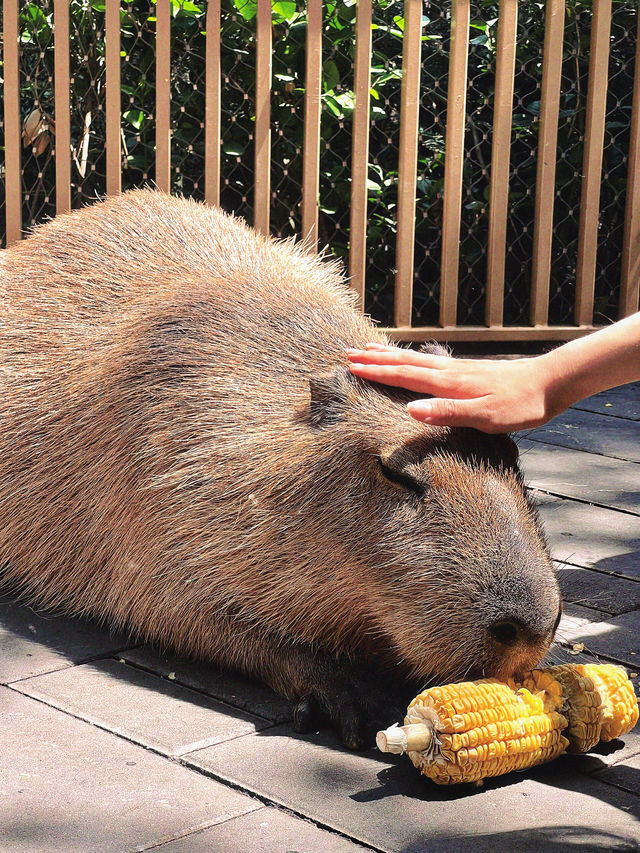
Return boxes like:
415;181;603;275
620;5;640;317
349;0;372;308
394;0;422;328
155;0;171;193
254;0;272;234
575;0;612;326
205;0;222;207
301;0;323;248
54;0;71;215
3;0;22;245
530;0;565;326
485;0;518;328
105;0;121;195
439;0;470;328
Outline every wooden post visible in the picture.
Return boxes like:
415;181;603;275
105;0;122;195
439;0;470;328
3;0;22;244
205;0;222;207
530;0;565;326
486;0;518;328
349;0;372;308
394;0;423;328
155;0;171;193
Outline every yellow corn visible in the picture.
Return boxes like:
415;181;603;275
520;665;603;752
377;663;638;785
579;663;639;741
403;678;568;785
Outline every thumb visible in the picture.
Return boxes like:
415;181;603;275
407;397;492;431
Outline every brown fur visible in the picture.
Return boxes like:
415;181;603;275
0;191;560;741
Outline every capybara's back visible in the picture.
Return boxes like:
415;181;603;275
0;191;561;747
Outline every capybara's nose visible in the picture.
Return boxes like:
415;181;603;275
488;599;563;649
488;619;521;648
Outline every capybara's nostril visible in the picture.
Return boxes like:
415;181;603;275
488;619;521;647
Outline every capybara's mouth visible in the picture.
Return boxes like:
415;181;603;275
489;641;553;682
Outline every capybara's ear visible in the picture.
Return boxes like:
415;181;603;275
376;447;426;497
308;366;354;428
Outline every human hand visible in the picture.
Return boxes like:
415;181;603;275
346;343;556;433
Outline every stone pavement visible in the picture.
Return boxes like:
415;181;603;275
1;383;639;853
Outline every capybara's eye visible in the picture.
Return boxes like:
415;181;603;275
376;456;425;499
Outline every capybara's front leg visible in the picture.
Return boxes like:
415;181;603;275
288;653;412;750
215;629;408;749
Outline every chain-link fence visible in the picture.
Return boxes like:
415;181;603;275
2;0;638;334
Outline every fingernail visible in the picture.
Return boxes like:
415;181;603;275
408;401;433;416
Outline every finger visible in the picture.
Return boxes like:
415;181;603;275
348;364;448;394
407;397;499;432
347;362;460;395
346;348;452;369
364;342;395;351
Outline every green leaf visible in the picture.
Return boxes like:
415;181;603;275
223;143;245;156
272;1;296;20
233;0;257;21
123;109;144;130
323;60;340;93
176;1;204;11
323;95;342;117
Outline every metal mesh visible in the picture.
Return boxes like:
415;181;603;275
3;0;637;329
69;1;107;206
16;0;57;231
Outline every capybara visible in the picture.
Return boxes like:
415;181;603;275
0;190;561;747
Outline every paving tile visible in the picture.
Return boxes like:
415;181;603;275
565;725;640;777
0;687;259;853
555;562;640;615
544;603;623;667
572;383;640;422
121;646;293;724
183;728;640;853
558;609;640;669
558;601;609;631
538;640;640;776
0;598;129;685
154;806;371;852
13;658;270;757
533;492;640;580
594;751;640;797
517;438;640;514
520;408;640;463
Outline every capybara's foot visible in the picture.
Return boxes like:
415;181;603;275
291;656;409;750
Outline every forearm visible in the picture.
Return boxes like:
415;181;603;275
540;312;640;416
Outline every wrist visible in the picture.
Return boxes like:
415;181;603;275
534;350;574;421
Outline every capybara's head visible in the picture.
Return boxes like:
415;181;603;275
305;362;560;686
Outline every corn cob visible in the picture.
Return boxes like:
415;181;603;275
377;663;638;785
579;663;639;741
519;665;603;752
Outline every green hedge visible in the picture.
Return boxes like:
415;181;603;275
3;0;637;327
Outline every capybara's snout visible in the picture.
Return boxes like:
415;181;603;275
481;561;563;679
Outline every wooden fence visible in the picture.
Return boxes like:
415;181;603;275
2;0;640;342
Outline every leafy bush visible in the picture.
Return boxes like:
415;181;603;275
2;0;637;327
